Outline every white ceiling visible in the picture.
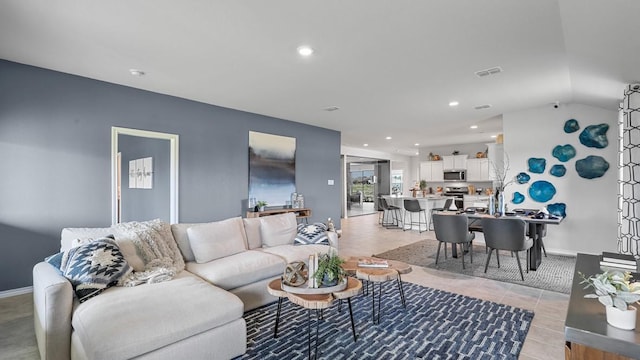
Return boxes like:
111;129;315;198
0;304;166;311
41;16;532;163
1;1;638;156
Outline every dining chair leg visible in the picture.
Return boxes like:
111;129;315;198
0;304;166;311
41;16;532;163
469;241;473;264
496;250;501;268
515;251;525;281
526;249;530;273
444;242;448;259
541;238;547;257
460;244;465;269
484;248;493;273
435;241;442;264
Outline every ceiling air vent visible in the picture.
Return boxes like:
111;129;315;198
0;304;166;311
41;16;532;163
474;104;492;110
475;66;503;78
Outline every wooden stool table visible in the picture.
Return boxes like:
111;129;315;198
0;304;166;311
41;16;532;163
267;278;288;338
343;256;412;324
267;277;362;359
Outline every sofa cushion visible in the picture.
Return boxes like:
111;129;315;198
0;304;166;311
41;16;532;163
294;223;329;245
242;217;262;250
261;244;333;264
60;236;132;303
186;250;284;290
70;233;146;272
260;213;297;248
187;217;248;263
114;219;185;272
72;271;244;360
170;223;199;262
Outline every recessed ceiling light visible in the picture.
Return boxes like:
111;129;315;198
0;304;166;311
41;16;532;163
415;152;419;155
491;135;497;138
470;125;478;129
363;143;369;147
414;143;420;146
129;69;145;76
323;106;340;111
297;45;314;56
385;136;392;140
449;101;459;107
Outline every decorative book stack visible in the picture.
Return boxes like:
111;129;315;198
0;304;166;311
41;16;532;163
599;252;639;272
357;258;389;268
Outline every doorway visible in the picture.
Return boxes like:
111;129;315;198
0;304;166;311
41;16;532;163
346;156;390;217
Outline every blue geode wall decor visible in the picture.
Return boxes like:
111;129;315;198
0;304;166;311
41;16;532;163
528;158;546;174
579;123;609;149
550;164;567;177
552;144;576;162
547;203;567;218
516;172;530;184
528;180;556;202
575;155;609;179
512;192;525;204
564;119;580;133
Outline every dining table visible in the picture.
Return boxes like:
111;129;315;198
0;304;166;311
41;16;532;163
454;211;564;271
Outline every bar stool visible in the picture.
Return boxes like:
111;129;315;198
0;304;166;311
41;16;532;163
403;199;428;233
429;198;453;230
380;197;401;228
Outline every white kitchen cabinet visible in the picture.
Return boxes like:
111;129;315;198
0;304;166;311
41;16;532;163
466;158;491;181
420;161;444;182
442;155;468;170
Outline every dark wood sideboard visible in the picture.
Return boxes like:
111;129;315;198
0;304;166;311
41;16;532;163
246;207;311;220
565;253;640;360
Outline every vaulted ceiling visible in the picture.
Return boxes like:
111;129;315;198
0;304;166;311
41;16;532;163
1;1;638;155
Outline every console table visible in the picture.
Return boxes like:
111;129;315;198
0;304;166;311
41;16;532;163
564;253;639;359
246;207;311;222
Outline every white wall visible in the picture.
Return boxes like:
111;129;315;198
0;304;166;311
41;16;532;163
503;103;618;256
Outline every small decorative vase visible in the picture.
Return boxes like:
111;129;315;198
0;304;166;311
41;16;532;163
321;274;338;287
606;305;637;330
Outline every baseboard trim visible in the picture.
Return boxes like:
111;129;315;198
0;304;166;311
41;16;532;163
0;286;33;299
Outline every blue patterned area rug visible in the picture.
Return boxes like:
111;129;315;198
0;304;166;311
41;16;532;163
236;281;534;359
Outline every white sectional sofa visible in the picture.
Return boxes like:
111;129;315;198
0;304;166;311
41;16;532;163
33;213;337;360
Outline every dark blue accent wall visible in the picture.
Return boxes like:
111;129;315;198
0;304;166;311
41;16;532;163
0;59;341;291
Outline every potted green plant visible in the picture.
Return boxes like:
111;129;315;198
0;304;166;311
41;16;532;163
419;180;428;197
580;270;640;330
314;252;346;287
255;201;268;212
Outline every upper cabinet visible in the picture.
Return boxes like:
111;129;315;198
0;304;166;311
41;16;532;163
420;161;444;182
466;158;491;181
442;155;468;171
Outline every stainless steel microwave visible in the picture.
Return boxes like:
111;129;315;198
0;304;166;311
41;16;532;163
443;170;466;182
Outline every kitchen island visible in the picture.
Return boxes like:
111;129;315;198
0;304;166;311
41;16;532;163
382;195;453;231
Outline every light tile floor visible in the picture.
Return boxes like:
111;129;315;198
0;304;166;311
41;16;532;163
0;213;569;359
339;213;568;360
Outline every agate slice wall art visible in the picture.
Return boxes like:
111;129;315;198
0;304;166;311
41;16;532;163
564;119;580;133
528;180;556;202
579;123;609;149
516;172;530;184
528;158;546;174
552;144;576;162
512;192;525;204
550;164;567;177
575;155;609;179
547;203;567;217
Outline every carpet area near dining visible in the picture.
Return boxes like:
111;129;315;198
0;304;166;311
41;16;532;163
237;281;534;359
374;239;576;294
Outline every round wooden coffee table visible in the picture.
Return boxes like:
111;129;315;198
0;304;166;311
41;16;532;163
343;256;412;324
267;276;362;359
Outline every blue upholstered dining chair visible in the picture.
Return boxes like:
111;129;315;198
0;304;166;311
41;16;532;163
432;213;475;269
481;217;533;281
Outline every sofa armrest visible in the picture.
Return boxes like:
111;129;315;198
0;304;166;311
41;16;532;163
33;262;73;360
327;231;339;250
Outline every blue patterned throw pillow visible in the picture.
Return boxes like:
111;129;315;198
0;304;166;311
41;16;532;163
60;236;132;302
294;223;329;245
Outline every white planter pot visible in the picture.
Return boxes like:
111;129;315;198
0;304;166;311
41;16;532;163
606;305;637;330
